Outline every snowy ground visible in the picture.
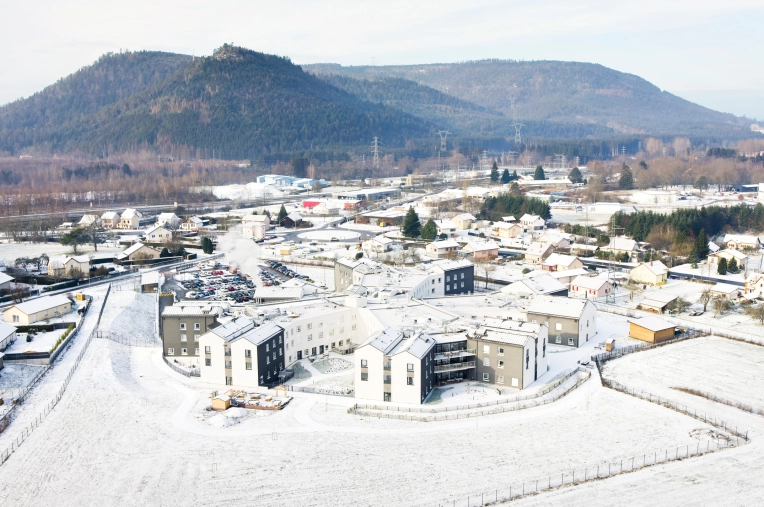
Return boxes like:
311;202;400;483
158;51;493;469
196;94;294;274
0;242;123;264
4;330;65;354
311;357;352;374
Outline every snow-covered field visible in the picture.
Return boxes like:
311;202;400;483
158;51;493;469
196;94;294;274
312;357;352;374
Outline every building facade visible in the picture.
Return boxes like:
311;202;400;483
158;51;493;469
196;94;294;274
526;296;597;348
161;305;221;358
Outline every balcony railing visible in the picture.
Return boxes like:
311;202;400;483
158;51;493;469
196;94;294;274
435;348;476;360
434;361;476;373
383;377;392;384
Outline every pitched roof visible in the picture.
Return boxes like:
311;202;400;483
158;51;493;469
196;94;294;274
464;240;499;252
628;316;674;332
501;216;516;222
101;211;119;220
429;239;460;249
6;295;71;316
526;242;554;256
571;275;611;290
234;322;284;346
526;295;592;319
520;214;542;222
632;261;668;275
207;317;255;341
723;234;760;244
391;332;435;359
710;283;740;295
504;274;566;295
454;213;476;221
711;249;748;260
0;321;16;337
121;208;141;219
543;253;580;268
120;242;154;257
0;271;13;284
364;328;404;355
608;237;638;251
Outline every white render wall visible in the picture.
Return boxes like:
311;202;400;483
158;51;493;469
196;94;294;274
199;333;226;385
408;274;443;299
354;344;385;402
391;351;425;404
579;304;597;344
229;338;260;388
282;308;384;365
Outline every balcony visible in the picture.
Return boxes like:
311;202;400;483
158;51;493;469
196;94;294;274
383;362;391;371
434;348;476;361
434;361;476;373
383;377;392;384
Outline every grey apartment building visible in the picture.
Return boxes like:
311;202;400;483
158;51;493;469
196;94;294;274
161;304;221;358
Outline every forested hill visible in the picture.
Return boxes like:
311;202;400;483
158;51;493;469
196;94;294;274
305;60;751;139
0;46;433;158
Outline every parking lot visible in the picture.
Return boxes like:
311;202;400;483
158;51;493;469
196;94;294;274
179;264;256;304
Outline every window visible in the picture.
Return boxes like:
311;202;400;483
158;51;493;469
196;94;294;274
245;349;252;358
555;336;561;344
304;349;309;356
568;338;574;346
482;373;490;382
407;363;414;372
587;319;589;328
167;348;175;355
329;329;334;336
438;277;441;282
279;336;283;344
361;359;368;367
446;275;450;282
483;358;490;366
12;315;18;323
461;273;465;279
497;375;504;384
361;372;368;381
446;285;450;291
307;323;312;330
194;323;200;330
511;377;519;387
266;356;270;365
339;327;344;333
308;334;313;341
351;324;356;331
297;325;301;332
318;322;323;327
195;348;199;355
273;353;276;361
483;345;490;353
180;323;186;330
205;358;211;366
461;282;464;288
225;361;232;369
194;334;200;342
246;362;252;370
543;342;546;357
204;346;211;354
525;350;529;369
318;332;323;339
331;342;336;349
497;360;504;368
260;375;263;384
407;377;414;385
181;348;188;355
180;334;187;342
339;340;343;346
554;322;563;331
497;347;504;356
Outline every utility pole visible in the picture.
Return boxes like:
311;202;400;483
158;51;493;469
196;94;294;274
607;215;625;304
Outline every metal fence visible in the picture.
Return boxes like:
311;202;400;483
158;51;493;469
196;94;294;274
96;330;160;348
161;355;200;377
0;283;111;466
591;328;707;366
287;384;354;397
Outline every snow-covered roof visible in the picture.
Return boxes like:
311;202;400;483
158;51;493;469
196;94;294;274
0;271;13;284
542;253;580;268
140;271;161;285
428;259;473;273
254;287;304;300
476;330;533;347
454;213;476;221
526;295;592;319
101;211;119;220
434;219;456;230
548;268;590;280
429;239;460;249
520;214;544;223
371;235;394;245
78;214;100;225
708;241;720;253
628;316;674;333
723;234;760;245
391;332;435;359
501;216;516;222
0;321;16;337
641;292;678;307
157;213;179;221
710;283;740;295
711;249;748;260
503;274;566;296
186;216;205;224
608;237;638;251
570;243;598;252
120;242;151;257
493;222;520;230
632;261;668;275
162;305;222;318
571;275;610;290
208;317;256;341
50;255;90;265
463;240;499;252
121;208;141;219
284;212;302;222
242;214;269;223
144;224;170;236
526;242;554;256
234;322;284;346
6;295;71;316
364;328;404;355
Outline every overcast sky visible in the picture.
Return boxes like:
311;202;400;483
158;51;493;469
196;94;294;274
1;0;762;119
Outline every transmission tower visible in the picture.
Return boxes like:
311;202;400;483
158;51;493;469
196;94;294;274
371;137;380;169
436;130;451;152
481;150;488;169
510;99;524;145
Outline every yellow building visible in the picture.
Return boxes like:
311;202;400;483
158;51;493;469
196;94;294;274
629;261;668;286
3;295;73;325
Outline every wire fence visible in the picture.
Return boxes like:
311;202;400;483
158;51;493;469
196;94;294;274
287;384;354;397
162;356;200;377
349;367;586;415
591;328;708;365
437;435;743;507
0;283;111;467
96;330;160;348
351;370;591;422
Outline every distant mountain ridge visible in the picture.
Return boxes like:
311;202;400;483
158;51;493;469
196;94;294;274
304;60;750;139
0;48;753;159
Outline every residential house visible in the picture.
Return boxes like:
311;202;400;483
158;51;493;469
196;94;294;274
354;209;407;227
434;219;457;236
501;273;568;297
363;235;395;254
525;242;555;264
607;237;640;261
501;216;516;223
3;295;73;325
0;271;14;291
541;253;584;272
180;216;209;232
0;322;17;351
425;239;460;259
526;295;597;348
570;243;598;257
548;268;591;286
519;214;545;230
491;222;522;239
630;261;669;286
709;283;741;300
78;214;101;227
708;249;748;266
355;329;436;404
161;304;222;358
280;212;303;228
115;242;161;262
639;293;678;314
48;255;90;277
243;221;267;240
334;257;381;292
199;320;286;387
536;230;573;249
569;275;613;299
723;234;761;251
428;259;474;296
451;213;476;230
467;319;548;389
744;273;764;299
144;224;175;243
118;208;142;229
100;211;120;228
156;213;180;229
628;317;674;343
461;240;499;261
